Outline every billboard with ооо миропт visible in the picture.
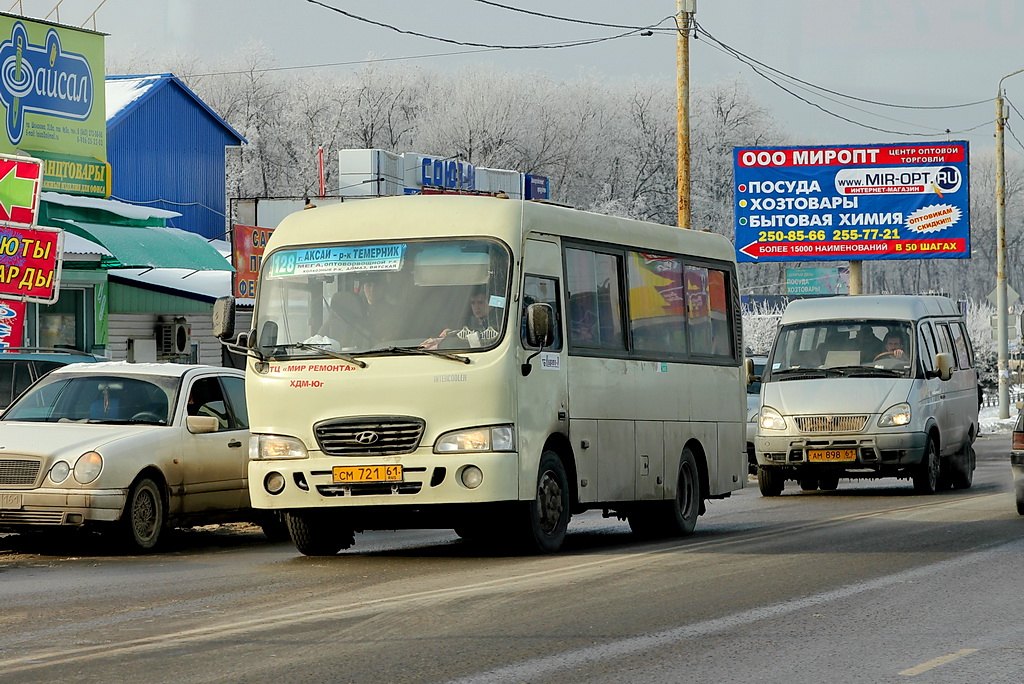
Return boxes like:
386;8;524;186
733;141;970;263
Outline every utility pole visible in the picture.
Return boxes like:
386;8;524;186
676;0;695;229
994;69;1024;418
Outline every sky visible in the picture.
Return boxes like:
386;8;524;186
12;0;1024;153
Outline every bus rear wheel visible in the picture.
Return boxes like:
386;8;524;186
628;449;701;538
518;451;570;554
286;511;355;556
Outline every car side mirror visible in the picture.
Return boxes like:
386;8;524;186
934;352;953;381
744;357;755;385
186;415;219;434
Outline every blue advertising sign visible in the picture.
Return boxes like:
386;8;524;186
266;244;407;278
733;141;970;263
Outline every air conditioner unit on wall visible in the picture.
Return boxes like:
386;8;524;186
156;316;191;357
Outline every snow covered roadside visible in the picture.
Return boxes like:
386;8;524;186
980;404;1017;435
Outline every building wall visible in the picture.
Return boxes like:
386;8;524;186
107;82;238;240
107;312;221;366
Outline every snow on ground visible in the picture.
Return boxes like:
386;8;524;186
980;404;1018;435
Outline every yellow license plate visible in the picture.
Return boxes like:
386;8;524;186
807;449;857;462
332;465;403;484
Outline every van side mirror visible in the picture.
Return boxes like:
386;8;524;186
934;352;953;381
744;357;755;385
526;303;554;348
212;296;236;340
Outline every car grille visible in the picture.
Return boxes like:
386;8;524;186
314;417;425;456
795;415;868;433
0;510;66;525
0;458;41;486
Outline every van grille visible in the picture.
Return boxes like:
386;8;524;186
795;415;868;433
0;459;41;486
314;417;425;456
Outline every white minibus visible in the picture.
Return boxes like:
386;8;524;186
228;195;747;554
755;295;978;495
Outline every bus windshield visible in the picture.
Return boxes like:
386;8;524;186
768;320;915;378
255;238;511;358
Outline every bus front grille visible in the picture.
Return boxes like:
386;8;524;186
314;417;425;456
0;459;41;486
794;415;868;433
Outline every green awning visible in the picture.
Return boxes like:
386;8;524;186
52;220;233;271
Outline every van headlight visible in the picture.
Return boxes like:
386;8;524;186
435;425;515;453
250;434;308;460
758;406;787;431
878;403;912;427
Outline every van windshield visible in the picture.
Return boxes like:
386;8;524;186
255;238;511;359
767;320;914;379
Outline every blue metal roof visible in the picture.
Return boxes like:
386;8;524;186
105;73;246;239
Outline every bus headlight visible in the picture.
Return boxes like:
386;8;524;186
878;403;911;427
758;406;787;431
434;425;515;453
250;434;308;460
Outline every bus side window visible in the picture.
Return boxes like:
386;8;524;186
521;275;563;350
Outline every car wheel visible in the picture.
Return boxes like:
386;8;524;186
518;451;570;553
913;437;940;494
799;477;819;491
818;475;840;491
286;511;354;556
757;466;784;497
120;476;166;552
259;512;291;542
950;444;975;490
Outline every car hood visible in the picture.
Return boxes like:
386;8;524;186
762;377;912;416
0;421;162;459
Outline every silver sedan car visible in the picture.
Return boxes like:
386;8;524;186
0;362;284;551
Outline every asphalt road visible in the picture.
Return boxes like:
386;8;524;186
1;433;1021;684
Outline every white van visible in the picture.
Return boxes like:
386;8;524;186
754;295;978;496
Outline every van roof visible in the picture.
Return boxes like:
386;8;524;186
780;295;960;324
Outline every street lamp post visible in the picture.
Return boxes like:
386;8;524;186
996;68;1024;418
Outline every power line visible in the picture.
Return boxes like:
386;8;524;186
695;21;991;111
304;0;650;50
470;0;673;32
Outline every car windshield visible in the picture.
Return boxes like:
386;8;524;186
255;238;511;359
2;374;181;425
767;320;915;379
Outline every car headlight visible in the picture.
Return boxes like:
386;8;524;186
74;451;103;484
250;434;308;460
434;425;515;453
758;406;787;431
878;402;912;427
49;461;70;484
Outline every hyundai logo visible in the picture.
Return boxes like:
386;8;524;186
354;431;380;445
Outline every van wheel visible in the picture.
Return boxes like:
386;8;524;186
818;475;839;491
799;478;819;491
758;466;784;497
286;511;354;556
913;437;940;494
1017;487;1024;516
951;444;975;490
518;451;570;553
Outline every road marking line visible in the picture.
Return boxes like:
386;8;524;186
899;648;978;676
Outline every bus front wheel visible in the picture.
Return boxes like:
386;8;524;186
286;511;355;556
519;451;570;554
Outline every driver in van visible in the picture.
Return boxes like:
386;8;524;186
874;332;906;360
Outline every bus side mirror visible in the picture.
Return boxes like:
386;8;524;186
212;296;236;340
526;303;554;348
934;352;953;381
745;357;755;386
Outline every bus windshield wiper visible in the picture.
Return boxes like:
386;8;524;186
268;342;367;368
371;345;470;365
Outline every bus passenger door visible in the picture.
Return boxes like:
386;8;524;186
517;239;570;500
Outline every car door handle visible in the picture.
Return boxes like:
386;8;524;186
228;440;243;448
